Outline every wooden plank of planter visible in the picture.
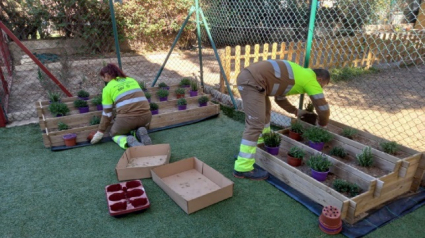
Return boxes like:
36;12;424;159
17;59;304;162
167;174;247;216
278;133;376;191
410;154;425;191
154;94;212;109
149;103;219;129
43;125;99;147
42;111;102;131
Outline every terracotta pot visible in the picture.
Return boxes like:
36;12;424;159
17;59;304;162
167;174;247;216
87;131;97;141
319;205;342;235
176;94;185;99
265;145;279;155
288;130;302;141
63;133;77;147
287;154;302;167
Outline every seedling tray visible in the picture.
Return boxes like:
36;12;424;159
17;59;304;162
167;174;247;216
105;180;150;217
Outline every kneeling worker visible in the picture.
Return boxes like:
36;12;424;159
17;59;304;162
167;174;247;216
234;60;331;180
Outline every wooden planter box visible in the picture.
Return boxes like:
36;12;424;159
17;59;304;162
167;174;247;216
256;126;424;224
35;86;219;148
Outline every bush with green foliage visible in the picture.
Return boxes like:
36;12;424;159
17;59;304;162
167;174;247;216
48;91;61;103
198;96;209;104
91;95;102;106
179;78;191;87
307;154;332;172
341;127;357;139
177;98;187;106
356;147;374;167
290;121;304;134
158;82;168;88
74;99;88;108
380;141;400;155
288;146;304;160
144;92;151;99
150;102;159;111
303;127;333;143
90;116;101;125
332;179;361;197
48;102;70;116
175;88;186;95
330;67;379;83
263;131;282;147
58;122;69;131
77;90;90;98
190;81;198;91
329;146;347;158
156;89;169;98
139;81;147;91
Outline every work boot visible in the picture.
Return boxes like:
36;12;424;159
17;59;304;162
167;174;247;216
136;127;152;145
233;168;269;180
127;135;143;147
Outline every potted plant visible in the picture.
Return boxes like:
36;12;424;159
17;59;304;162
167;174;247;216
156;89;169;101
356;147;373;167
306;153;332;181
175;88;186;99
77;90;90;100
190;81;198;97
287;146;304;167
179;77;191;88
300;101;317;125
150;102;159;115
74;99;89;113
91;95;103;111
379;141;400;155
90;115;101;125
177;98;187;110
289;120;304;141
58;122;69;131
263;131;282;155
63;133;77;147
48;102;70;117
139;81;147;91
145;92;152;103
303;126;333;151
198;95;209;107
48;91;61;103
158;82;169;90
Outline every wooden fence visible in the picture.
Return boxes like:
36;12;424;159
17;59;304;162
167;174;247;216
219;32;425;92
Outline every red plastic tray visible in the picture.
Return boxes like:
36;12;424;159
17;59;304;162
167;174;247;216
105;180;150;216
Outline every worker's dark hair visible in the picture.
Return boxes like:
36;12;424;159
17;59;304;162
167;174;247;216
99;63;127;79
313;68;330;83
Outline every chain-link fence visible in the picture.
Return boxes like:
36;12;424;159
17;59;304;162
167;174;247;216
0;0;424;151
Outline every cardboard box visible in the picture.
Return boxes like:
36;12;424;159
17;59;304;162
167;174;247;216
116;144;171;181
151;157;234;214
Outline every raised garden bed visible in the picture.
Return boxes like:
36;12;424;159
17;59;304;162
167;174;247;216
256;127;424;224
35;85;219;148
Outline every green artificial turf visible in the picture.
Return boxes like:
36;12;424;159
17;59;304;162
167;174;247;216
0;112;424;238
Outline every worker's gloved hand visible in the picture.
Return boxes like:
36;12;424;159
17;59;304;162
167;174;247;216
296;109;308;118
90;131;104;144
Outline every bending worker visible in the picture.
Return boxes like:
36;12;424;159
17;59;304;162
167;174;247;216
233;60;331;180
90;63;152;149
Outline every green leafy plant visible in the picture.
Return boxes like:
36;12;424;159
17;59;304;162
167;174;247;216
190;80;198;91
48;102;70;117
58;122;69;131
303;127;333;143
330;67;379;83
179;78;191;87
329;146;347;158
91;95;102;106
48;91;61;103
198;96;209;104
145;92;151;100
307;154;332;172
77;90;90;98
304;101;315;112
139;81;147;91
90;116;101;125
341;128;357;139
175;88;185;95
356;147;374;167
288;146;304;160
74;99;88;108
332;179;361;197
150;102;159;111
158;82;168;88
156;89;169;98
263;131;282;147
177;98;187;106
290;121;304;134
380;141;400;155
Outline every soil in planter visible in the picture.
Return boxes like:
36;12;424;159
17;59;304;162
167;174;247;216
322;146;390;178
327;127;411;159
